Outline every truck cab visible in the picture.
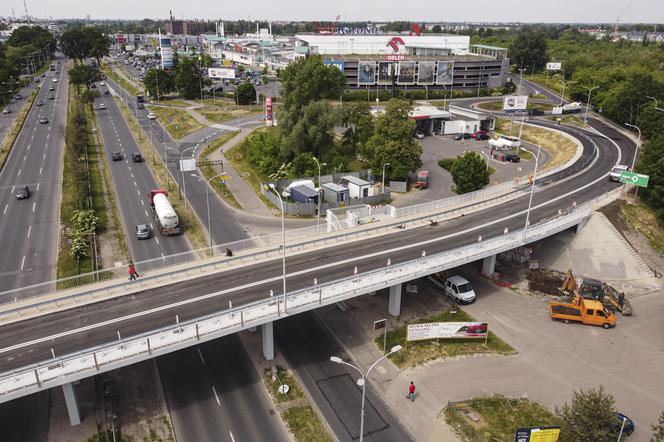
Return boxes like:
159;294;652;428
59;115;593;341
414;170;429;189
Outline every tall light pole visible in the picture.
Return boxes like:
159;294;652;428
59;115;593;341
164;146;181;193
312;157;327;230
191;173;226;254
180;146;196;225
382;163;391;194
330;345;403;442
523;138;542;242
647;95;664;112
268;184;287;313
558;79;575;106
624;123;642;197
583;85;599;126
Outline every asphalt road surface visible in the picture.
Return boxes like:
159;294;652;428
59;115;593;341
277;312;413;441
0;116;634;373
0;59;68;292
158;334;289;442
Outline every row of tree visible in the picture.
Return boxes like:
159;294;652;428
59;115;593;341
60;26;112;63
0;26;56;90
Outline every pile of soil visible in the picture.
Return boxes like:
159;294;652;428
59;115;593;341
526;268;565;296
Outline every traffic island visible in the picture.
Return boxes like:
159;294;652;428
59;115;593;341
445;395;559;442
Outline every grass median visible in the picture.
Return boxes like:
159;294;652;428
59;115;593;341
0;89;38;171
112;96;209;253
102;65;141;97
146;105;203;139
380;308;515;368
446;395;560;442
263;366;332;442
199;131;241;209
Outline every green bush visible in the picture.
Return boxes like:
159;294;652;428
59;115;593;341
438;158;456;171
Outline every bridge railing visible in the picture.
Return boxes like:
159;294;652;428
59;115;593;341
0;204;591;401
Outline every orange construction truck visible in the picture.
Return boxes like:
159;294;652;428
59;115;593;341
549;295;616;329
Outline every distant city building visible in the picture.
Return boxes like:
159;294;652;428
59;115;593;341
165;11;207;36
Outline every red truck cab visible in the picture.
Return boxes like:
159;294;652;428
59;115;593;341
415;170;429;189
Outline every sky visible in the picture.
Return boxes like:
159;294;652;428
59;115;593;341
2;0;663;24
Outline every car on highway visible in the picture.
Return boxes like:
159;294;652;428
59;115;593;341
131;153;143;162
103;89;110;95
36;100;44;107
91;83;96;88
147;112;156;120
471;130;490;140
52;78;58;83
505;153;521;162
14;94;22;100
48;86;55;91
48;95;55;100
454;132;472;140
609;164;629;181
413;130;425;139
38;116;49;124
100;82;106;86
1;108;10;114
528;108;545;116
15;185;31;200
137;103;145;109
99;103;107;110
34;77;40;83
612;412;634;436
111;152;123;161
135;224;152;240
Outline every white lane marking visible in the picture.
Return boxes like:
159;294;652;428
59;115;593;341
212;386;221;406
134;181;137;187
32;202;36;212
161;253;166;260
197;348;205;364
140;200;145;206
27;145;30;150
154;238;160;245
39;167;42;175
2;204;7;214
10;186;15;193
17;169;21;176
46;133;50;140
43;153;46;160
22;155;26;162
145;210;149;217
27;225;32;238
36;183;40;191
149;223;154;229
229;430;235;442
137;190;140;196
20;256;25;271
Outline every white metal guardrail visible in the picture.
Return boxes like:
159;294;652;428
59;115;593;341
0;205;591;402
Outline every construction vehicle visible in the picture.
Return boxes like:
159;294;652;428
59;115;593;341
549;295;616;329
560;270;632;315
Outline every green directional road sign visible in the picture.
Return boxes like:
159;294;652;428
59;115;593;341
619;171;649;187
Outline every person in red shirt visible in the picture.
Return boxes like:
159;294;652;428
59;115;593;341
407;381;415;401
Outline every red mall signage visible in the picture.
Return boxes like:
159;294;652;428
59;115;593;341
383;54;405;61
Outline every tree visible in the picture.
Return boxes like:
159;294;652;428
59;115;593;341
509;27;549;72
144;68;175;99
556;387;618;442
174;57;209;99
60;28;91;61
290;153;319;178
365;99;422;180
652;410;664;442
6;26;56;54
83;27;112;64
637;103;664;141
235;82;257;105
284;101;337;160
635;135;664;221
68;64;102;89
339;101;374;153
450;152;490;194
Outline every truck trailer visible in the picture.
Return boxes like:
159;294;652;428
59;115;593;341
149;190;181;235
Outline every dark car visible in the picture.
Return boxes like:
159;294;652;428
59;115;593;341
103;89;110;95
48;95;55;100
135;224;152;240
91;83;97;89
34;78;40;83
505;153;521;163
36;100;44;107
137;103;145;109
14;94;22;100
454;132;472;140
131;152;143;162
48;86;55;91
472;130;490;140
528;108;545;116
111;152;123;161
39;117;49;124
612;413;634;436
15;185;31;200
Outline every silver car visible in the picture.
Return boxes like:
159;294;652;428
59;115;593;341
609;165;629;182
135;224;152;240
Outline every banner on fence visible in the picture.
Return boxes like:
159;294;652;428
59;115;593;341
406;322;488;341
514;426;560;442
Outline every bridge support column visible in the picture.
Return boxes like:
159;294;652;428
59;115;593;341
576;217;588;234
62;382;81;426
388;284;402;317
481;254;497;277
262;321;274;361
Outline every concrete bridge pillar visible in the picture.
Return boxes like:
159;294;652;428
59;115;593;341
388;284;402;317
262;321;274;361
481;254;497;277
576;217;588;234
62;382;81;426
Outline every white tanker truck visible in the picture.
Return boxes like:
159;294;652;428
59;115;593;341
149;189;181;235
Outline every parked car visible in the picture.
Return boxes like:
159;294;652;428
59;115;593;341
413;130;425;139
609;165;629;182
14;94;22;100
15;185;31;199
48;86;55;91
135;224;152;240
147;112;156;120
131;152;143;162
443;275;476;304
528;108;545;116
453;132;472;140
611;412;634;436
38;117;49;124
111;152;123;161
505;153;521;163
471;130;490;140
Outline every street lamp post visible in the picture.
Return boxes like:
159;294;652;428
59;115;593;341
558;79;575;106
312;157;327;231
268;184;287;313
191;173;226;254
330;345;403;442
583;85;599;126
647;95;664;112
180;146;196;225
624;123;642;196
164;146;181;193
381;163;391;194
523;138;542;242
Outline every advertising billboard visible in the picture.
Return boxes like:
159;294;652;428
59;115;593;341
436;61;454;85
397;61;416;84
546;62;562;71
417;61;435;85
324;60;345;72
514;427;561;442
265;97;273;127
502;95;529;112
406;322;489;341
208;68;236;79
357;61;376;85
160;36;173;69
378;62;394;84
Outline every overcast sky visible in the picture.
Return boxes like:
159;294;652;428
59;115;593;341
2;0;662;24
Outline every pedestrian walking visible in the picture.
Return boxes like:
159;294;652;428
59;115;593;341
407;381;416;401
128;261;139;281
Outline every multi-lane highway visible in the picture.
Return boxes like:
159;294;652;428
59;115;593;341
0;60;68;292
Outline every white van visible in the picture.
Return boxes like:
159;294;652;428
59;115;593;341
428;274;476;304
488;134;521;150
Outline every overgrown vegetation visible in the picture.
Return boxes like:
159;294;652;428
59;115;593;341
199;131;241;209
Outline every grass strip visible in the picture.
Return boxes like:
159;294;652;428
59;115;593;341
146;105;203;139
380;308;515;368
102;66;141;96
445;395;560;442
199;131;242;209
111;96;209;253
0;89;38;171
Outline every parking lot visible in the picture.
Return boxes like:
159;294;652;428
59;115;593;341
393;134;551;207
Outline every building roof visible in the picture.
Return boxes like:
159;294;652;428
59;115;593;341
410;106;452;120
470;44;508;51
323;183;349;192
322;53;497;62
341;175;370;186
291;185;319;198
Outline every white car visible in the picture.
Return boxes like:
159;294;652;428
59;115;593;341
609;165;629;182
488;134;521;150
99;103;107;110
427;274;476;304
147;112;156;120
100;82;106;86
52;78;58;83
